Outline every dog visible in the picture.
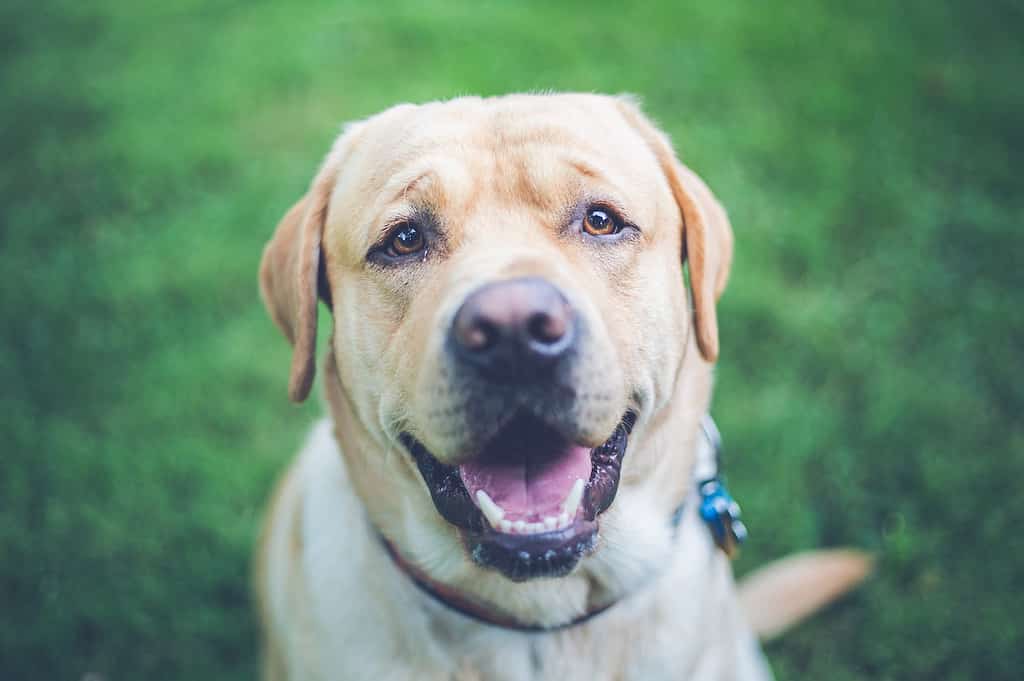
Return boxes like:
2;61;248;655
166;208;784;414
255;93;870;680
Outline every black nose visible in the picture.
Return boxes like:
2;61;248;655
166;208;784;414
450;277;577;381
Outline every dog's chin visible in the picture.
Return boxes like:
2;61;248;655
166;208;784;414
400;410;636;582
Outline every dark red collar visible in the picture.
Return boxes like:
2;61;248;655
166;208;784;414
381;538;617;633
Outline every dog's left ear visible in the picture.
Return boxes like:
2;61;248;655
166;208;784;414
615;97;734;362
259;129;355;402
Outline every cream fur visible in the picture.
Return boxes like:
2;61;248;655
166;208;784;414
256;94;865;681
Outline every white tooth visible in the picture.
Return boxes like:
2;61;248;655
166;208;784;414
500;519;513;533
513;520;527;533
544;516;558;531
475;490;505;529
558;512;570;529
530;522;544;534
562;478;585;517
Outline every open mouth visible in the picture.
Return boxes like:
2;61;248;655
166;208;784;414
400;410;636;581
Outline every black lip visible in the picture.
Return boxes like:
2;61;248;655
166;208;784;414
400;411;636;581
467;521;598;581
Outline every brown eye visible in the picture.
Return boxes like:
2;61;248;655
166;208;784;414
583;207;620;236
388;224;425;256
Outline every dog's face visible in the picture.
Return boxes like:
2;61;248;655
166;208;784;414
261;94;732;617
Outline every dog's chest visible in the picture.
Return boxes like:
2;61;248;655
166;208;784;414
453;638;639;681
325;625;758;681
305;552;763;681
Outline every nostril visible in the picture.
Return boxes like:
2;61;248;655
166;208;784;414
454;300;502;353
463;319;498;352
526;311;566;345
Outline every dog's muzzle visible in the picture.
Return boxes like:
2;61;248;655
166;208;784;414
396;276;637;581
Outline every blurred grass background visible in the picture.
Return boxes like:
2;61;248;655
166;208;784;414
1;0;1021;679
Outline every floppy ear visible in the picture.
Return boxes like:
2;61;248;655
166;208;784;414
259;148;342;402
616;98;734;362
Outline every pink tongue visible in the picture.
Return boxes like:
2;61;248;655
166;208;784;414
459;444;592;521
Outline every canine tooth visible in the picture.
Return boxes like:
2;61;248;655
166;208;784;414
562;478;585;517
474;490;505;528
500;519;513;533
544;516;558;531
557;512;570;529
513;520;527;533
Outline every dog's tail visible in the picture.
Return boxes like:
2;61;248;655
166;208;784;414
737;549;873;640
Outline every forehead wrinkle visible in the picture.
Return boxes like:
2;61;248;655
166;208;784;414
558;147;654;215
392;169;434;205
375;159;447;210
366;153;482;235
564;156;609;182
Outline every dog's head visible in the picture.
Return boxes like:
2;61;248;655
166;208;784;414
260;94;732;623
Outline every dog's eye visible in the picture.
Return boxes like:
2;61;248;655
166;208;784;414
582;207;620;237
387;223;426;256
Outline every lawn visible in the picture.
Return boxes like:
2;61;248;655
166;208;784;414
1;0;1021;679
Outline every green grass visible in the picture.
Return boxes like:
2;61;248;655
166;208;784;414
2;1;1021;679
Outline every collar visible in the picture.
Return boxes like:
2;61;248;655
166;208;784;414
380;538;618;632
381;414;746;633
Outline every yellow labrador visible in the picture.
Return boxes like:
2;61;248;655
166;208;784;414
256;93;869;681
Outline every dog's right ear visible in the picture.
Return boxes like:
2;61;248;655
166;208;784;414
259;130;354;402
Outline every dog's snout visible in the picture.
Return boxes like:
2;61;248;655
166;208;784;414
451;277;576;380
